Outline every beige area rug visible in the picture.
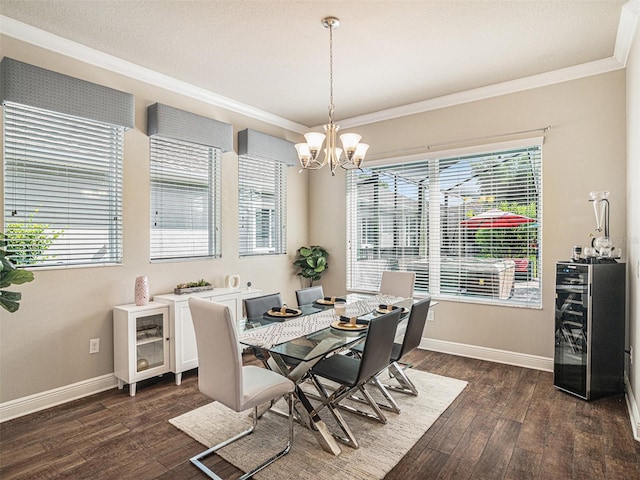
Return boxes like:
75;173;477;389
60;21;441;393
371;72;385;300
169;370;467;480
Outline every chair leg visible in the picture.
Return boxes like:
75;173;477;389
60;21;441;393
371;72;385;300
308;375;360;449
383;361;419;396
190;394;294;480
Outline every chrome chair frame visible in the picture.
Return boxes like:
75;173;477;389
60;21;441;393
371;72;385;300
188;298;295;480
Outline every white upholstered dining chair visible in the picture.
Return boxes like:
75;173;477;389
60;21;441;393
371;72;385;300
379;270;416;298
188;297;295;480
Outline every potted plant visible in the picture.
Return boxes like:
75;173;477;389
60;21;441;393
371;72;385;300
293;245;328;287
1;233;35;312
174;279;213;295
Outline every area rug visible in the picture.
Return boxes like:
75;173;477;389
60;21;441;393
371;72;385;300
169;370;467;480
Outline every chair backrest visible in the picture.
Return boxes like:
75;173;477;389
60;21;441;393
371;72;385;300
295;285;324;306
189;297;243;411
379;271;416;298
357;309;402;383
396;297;431;361
244;293;282;319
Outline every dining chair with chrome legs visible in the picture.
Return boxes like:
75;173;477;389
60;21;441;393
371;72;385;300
295;285;324;307
383;296;431;396
349;296;431;413
188;298;295;480
307;309;402;449
243;292;283;320
379;270;416;298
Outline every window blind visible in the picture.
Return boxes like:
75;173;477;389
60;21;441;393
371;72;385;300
150;136;221;260
347;144;542;308
3;102;124;267
238;156;286;256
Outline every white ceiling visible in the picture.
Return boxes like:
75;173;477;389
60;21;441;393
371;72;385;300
0;1;632;130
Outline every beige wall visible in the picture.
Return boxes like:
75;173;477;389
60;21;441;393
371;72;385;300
625;17;640;432
0;35;631;409
311;70;627;360
0;36;309;402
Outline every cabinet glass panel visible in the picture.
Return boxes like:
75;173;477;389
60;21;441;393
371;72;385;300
135;313;165;372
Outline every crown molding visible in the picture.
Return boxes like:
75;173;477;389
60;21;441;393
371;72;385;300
2;5;637;133
339;56;625;129
615;0;640;65
0;15;308;134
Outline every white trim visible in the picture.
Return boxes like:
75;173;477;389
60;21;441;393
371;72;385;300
419;337;554;372
0;374;118;423
1;8;636;133
615;0;640;66
340;58;624;129
625;372;640;442
0;15;308;135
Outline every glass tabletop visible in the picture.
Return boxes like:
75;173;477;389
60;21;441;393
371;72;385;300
238;293;416;356
268;326;367;362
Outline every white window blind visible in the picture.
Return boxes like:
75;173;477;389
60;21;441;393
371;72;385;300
347;144;542;308
150;136;221;260
3;102;124;267
238;156;286;256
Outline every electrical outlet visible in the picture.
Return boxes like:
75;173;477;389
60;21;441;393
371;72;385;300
89;338;100;354
427;311;435;322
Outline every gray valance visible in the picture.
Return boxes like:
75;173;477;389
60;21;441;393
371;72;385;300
237;129;298;166
0;57;134;129
147;103;233;152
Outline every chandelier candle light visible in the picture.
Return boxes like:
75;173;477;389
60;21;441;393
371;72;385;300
295;17;369;176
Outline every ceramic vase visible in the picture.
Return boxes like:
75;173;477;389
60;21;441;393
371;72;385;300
135;275;149;306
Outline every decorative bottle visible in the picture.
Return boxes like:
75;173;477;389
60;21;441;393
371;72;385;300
135;276;149;306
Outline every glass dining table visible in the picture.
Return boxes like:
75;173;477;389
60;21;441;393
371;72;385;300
238;292;414;456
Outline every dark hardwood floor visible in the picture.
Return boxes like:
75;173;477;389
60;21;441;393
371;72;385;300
1;350;638;479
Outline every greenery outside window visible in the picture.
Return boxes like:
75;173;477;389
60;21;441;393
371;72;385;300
3;102;124;267
347;142;542;308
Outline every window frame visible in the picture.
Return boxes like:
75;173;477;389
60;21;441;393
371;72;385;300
237;155;287;257
3;101;124;268
347;138;543;309
149;135;222;261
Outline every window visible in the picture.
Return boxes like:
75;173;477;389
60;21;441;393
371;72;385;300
3;102;124;267
150;136;221;260
347;143;542;308
238;156;286;255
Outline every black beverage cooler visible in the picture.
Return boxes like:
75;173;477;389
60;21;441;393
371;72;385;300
553;261;625;400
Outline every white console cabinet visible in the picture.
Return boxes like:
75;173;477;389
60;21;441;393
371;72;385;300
113;302;170;396
154;288;261;385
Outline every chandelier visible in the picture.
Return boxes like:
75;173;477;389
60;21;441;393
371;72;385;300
295;17;369;176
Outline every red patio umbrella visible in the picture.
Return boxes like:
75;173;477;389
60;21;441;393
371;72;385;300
460;209;535;229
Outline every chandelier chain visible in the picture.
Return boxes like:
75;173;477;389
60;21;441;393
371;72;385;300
328;20;335;124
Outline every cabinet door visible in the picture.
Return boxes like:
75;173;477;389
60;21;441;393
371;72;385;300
174;302;199;372
211;294;240;323
133;309;170;379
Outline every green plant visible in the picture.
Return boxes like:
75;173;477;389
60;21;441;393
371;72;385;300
1;233;35;313
293;246;328;286
176;279;211;289
5;211;63;265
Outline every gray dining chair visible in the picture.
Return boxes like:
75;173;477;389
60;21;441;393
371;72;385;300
307;309;402;449
350;297;431;412
379;270;416;298
243;292;283;319
295;285;324;306
384;296;431;395
188;298;295;480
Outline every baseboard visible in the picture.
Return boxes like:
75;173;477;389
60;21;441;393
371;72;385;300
419;337;554;372
625;373;640;442
0;373;118;423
